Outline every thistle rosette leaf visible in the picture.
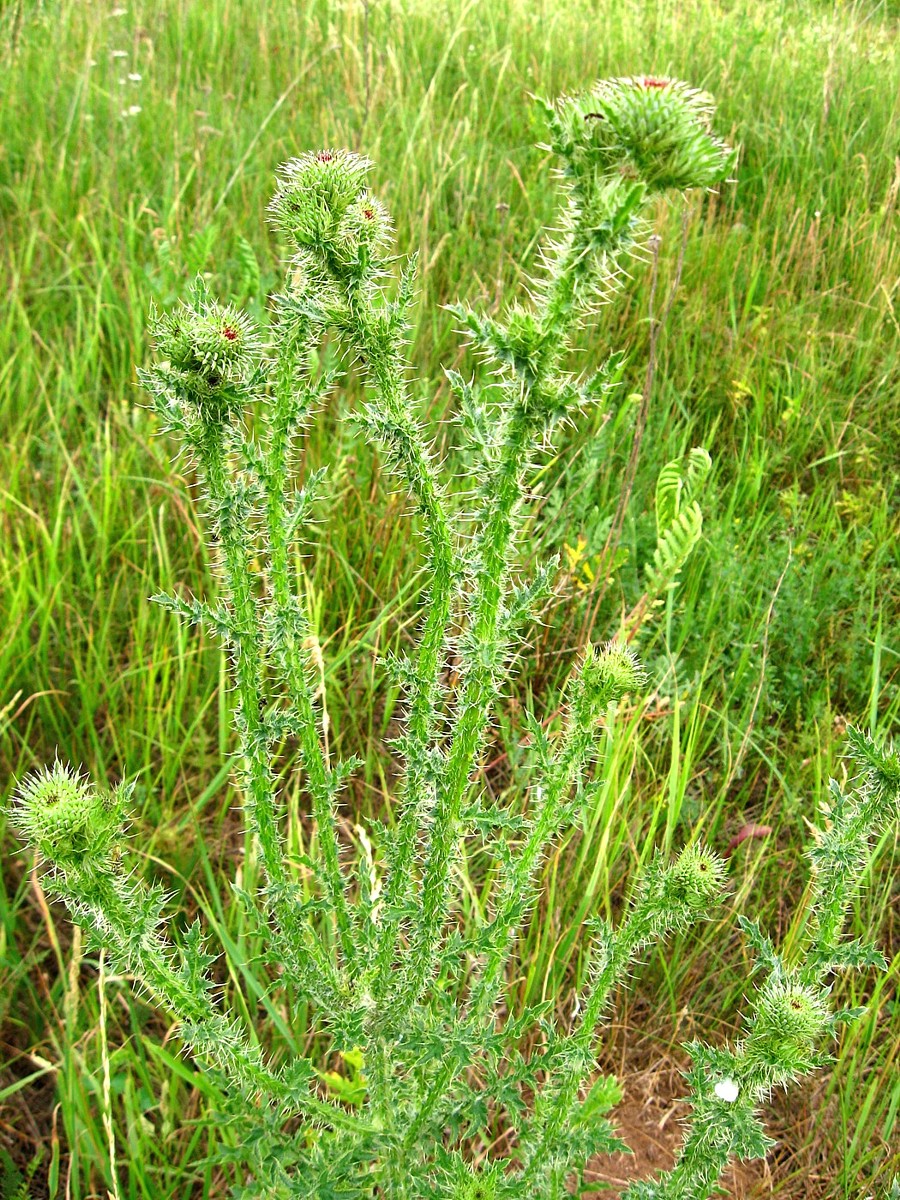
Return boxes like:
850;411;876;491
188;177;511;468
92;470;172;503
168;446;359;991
551;76;735;193
9;762;129;871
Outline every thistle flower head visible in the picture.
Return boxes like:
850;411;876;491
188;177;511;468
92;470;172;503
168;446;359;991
570;639;648;726
149;280;261;426
552;76;735;193
269;149;374;251
9;762;129;870
665;844;729;912
753;980;831;1050
337;192;393;258
450;1160;502;1200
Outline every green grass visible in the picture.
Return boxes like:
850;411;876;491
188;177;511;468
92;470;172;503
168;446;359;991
1;0;898;1195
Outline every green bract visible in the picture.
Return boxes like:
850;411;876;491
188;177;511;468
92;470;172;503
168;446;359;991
550;76;735;192
11;762;127;868
754;981;831;1050
9;78;897;1200
666;844;730;912
570;639;648;726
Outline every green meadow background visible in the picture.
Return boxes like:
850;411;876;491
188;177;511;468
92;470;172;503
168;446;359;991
1;0;898;1195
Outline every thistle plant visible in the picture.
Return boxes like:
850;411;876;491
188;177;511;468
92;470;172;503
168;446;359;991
10;78;899;1198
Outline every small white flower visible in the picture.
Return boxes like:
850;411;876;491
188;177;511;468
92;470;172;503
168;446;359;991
128;72;142;82
714;1078;740;1103
110;6;128;15
111;49;128;59
121;105;142;117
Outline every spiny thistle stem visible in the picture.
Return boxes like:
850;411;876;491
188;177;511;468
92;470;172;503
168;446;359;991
201;420;344;1004
400;196;643;1013
398;402;547;1013
522;844;729;1185
467;644;648;1023
618;730;899;1200
520;932;636;1185
262;311;357;970
398;81;735;1021
13;771;363;1133
337;287;458;997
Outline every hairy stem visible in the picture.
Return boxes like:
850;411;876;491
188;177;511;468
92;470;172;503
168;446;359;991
55;866;370;1132
400;231;593;1010
338;292;457;997
264;321;356;969
201;424;342;1007
467;721;597;1020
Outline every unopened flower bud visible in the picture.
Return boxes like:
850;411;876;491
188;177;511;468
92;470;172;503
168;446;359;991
570;639;647;726
10;762;128;869
846;726;900;820
269;150;373;249
150;290;260;426
753;981;830;1051
498;304;551;379
336;193;392;261
665;844;728;911
556;76;734;192
452;1163;500;1200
